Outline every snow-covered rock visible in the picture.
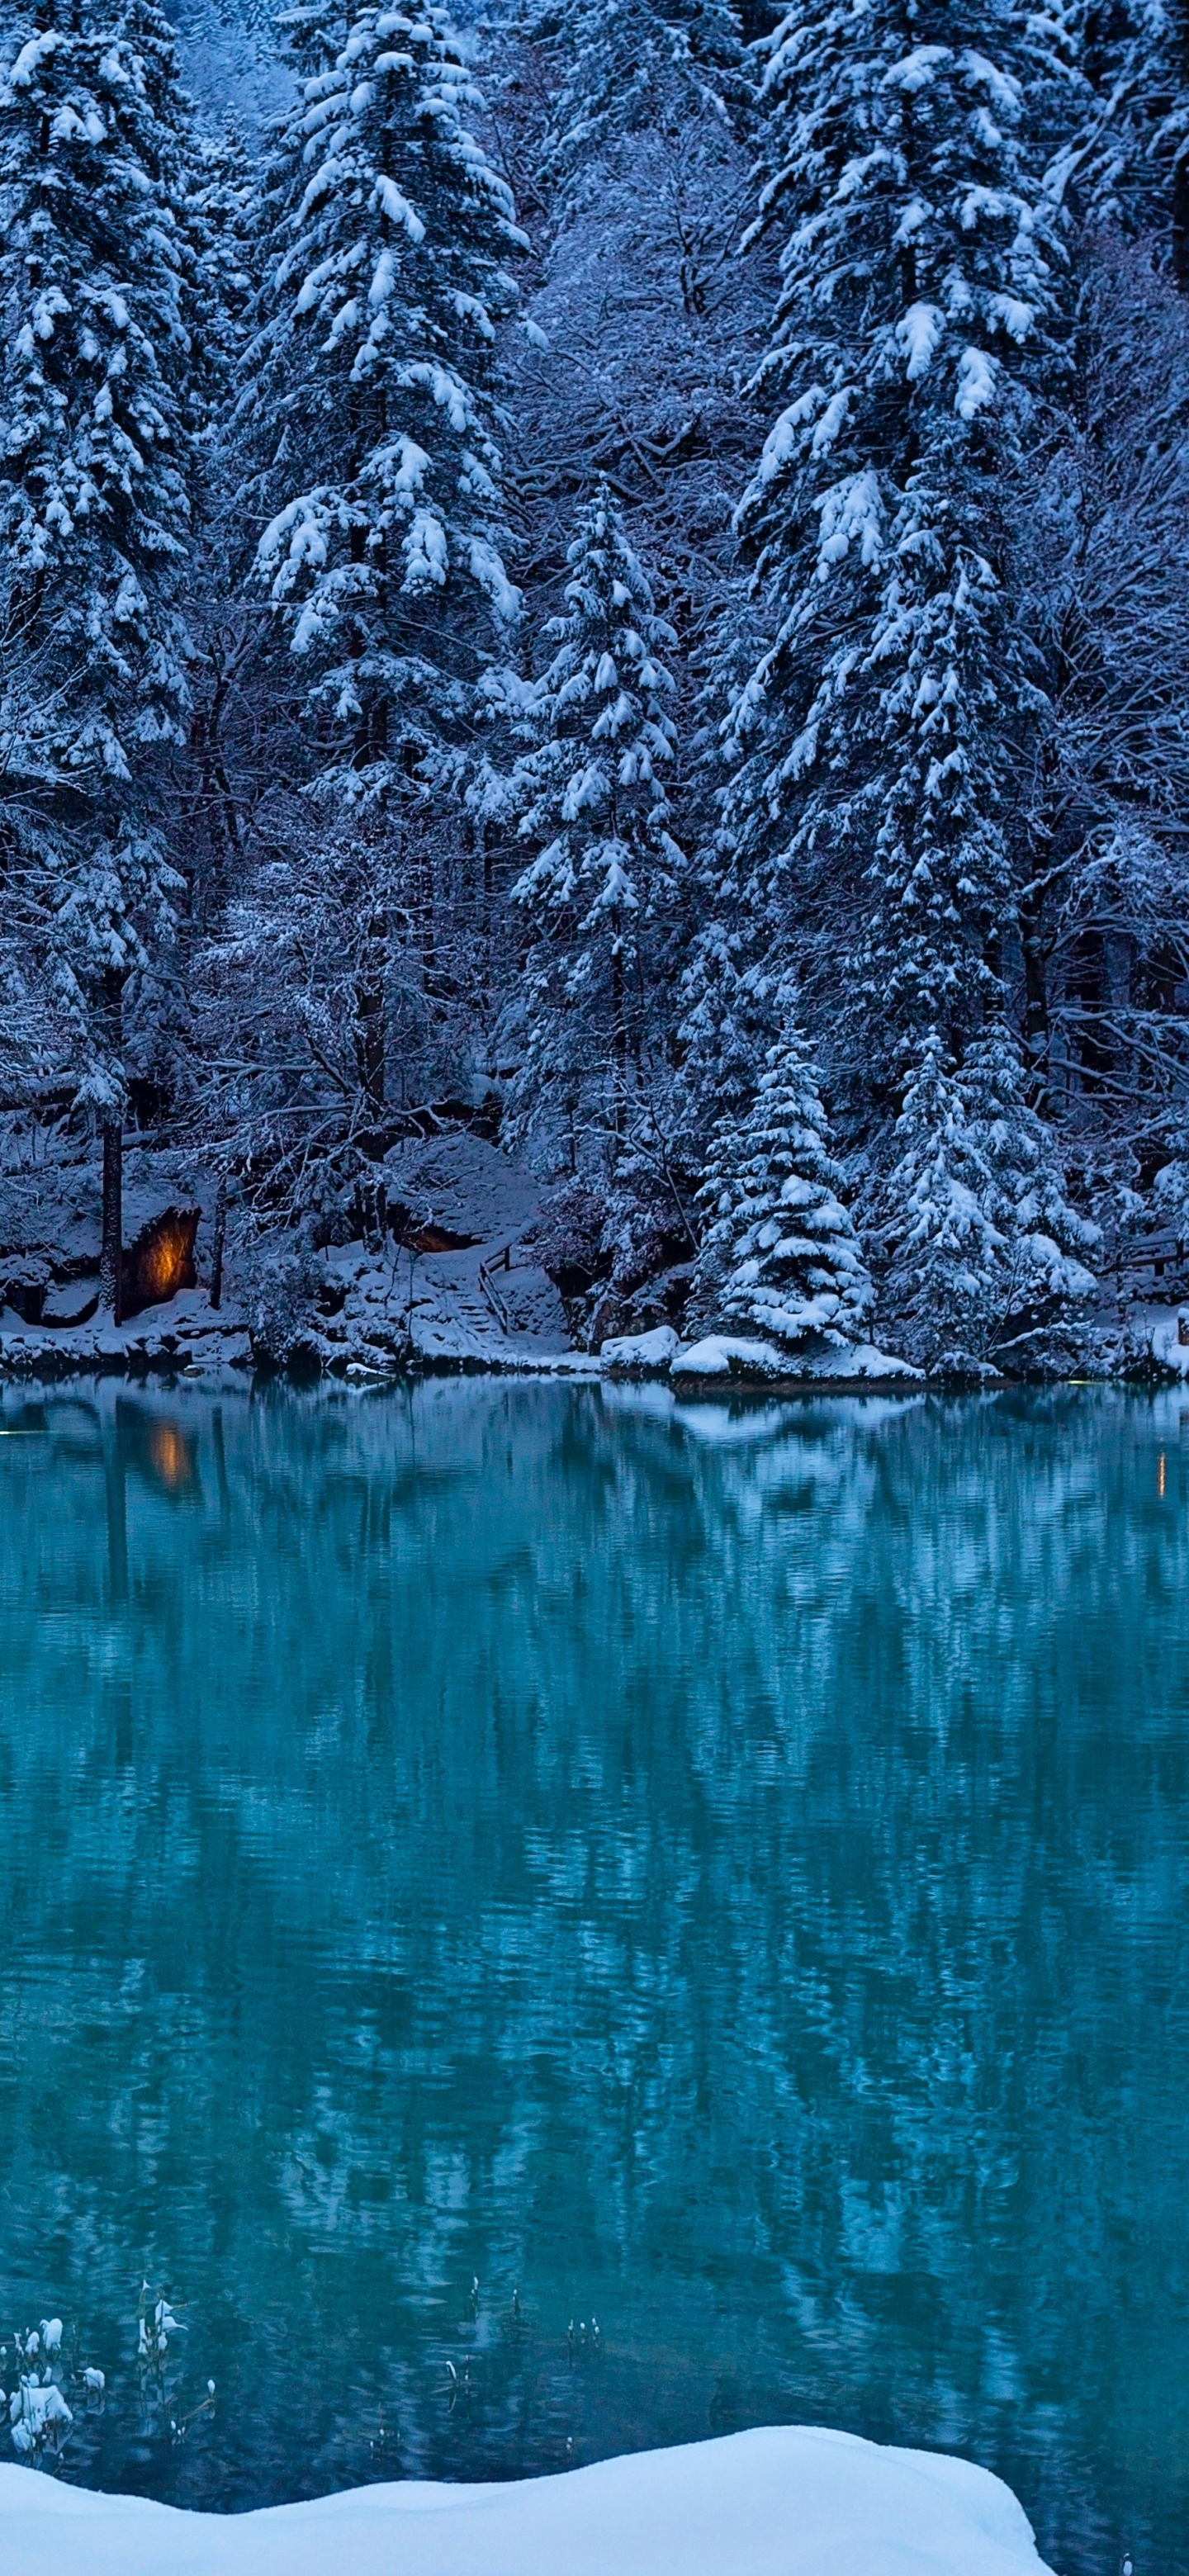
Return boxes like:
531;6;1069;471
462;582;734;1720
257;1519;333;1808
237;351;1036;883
672;1333;795;1380
600;1324;681;1374
1146;1308;1189;1378
670;1334;922;1385
382;1130;545;1248
0;2427;1054;2575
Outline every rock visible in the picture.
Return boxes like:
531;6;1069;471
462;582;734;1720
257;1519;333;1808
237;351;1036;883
600;1326;681;1377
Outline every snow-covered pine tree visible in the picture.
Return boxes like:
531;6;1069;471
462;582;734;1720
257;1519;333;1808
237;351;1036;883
175;120;258;922
961;1021;1098;1362
524;0;752;220
226;1;525;1126
500;481;684;1166
691;1012;872;1348
0;0;197;1313
1069;1;1189;261
869;1029;1000;1371
869;1025;1097;1370
719;1;1092;1356
248;2;524;793
670;916;779;1174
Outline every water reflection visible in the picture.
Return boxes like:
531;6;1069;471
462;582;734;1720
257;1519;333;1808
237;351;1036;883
0;1379;1185;2576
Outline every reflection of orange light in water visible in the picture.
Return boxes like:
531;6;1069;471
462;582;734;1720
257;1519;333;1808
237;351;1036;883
1158;1452;1167;1498
141;1223;189;1297
149;1423;189;1490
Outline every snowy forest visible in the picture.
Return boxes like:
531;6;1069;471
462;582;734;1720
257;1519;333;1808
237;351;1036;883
3;0;1189;1376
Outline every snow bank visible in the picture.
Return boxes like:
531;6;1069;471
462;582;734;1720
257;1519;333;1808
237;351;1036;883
600;1324;681;1371
673;1333;794;1378
1146;1308;1189;1379
670;1334;923;1385
0;2428;1054;2576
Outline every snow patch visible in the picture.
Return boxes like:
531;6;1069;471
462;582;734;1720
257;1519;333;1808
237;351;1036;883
955;347;997;420
0;2426;1056;2575
1148;1310;1189;1378
673;1334;921;1385
898;301;945;381
600;1324;680;1373
673;1334;800;1379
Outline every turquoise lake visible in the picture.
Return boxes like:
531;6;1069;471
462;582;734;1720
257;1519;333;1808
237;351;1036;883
0;1377;1186;2572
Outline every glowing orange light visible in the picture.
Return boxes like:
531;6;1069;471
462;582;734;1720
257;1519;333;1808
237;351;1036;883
140;1222;189;1297
149;1423;189;1491
121;1206;200;1319
1158;1453;1167;1498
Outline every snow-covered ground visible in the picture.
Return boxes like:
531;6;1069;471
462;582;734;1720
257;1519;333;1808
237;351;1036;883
0;1133;580;1380
1136;1300;1189;1379
602;1326;925;1386
671;1332;924;1385
0;2427;1054;2574
3;1126;1187;1390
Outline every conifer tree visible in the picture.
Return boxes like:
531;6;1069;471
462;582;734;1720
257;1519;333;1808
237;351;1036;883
176;119;257;921
869;1025;1097;1368
674;919;779;1160
0;0;197;1313
501;481;684;1163
720;1;1087;1339
248;0;524;793
1072;1;1189;264
226;1;526;1125
692;1014;873;1347
527;0;752;217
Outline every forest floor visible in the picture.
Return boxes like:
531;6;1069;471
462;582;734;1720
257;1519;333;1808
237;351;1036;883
0;1129;585;1381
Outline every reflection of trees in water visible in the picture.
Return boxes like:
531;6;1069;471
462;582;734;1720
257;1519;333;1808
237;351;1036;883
0;1382;1185;2565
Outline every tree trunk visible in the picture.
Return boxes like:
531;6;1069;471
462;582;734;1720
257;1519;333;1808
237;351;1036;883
610;931;627;1145
100;1122;123;1323
1173;146;1189;291
1019;750;1067;1114
1019;884;1051;1115
1070;931;1112;1096
355;910;387;1108
209;1172;227;1312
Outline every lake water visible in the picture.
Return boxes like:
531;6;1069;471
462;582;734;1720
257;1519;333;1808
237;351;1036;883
0;1377;1185;2572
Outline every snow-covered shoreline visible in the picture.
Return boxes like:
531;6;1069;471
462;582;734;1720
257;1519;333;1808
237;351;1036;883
3;1130;1182;1391
0;1295;1180;1390
0;2427;1055;2574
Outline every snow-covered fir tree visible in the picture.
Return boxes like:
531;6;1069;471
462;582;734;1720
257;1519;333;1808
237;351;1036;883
523;0;752;220
0;0;197;1310
691;1011;873;1348
247;0;524;792
208;0;527;1135
718;0;1090;1360
1070;0;1189;257
498;481;684;1167
670;917;781;1174
869;1025;1097;1370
